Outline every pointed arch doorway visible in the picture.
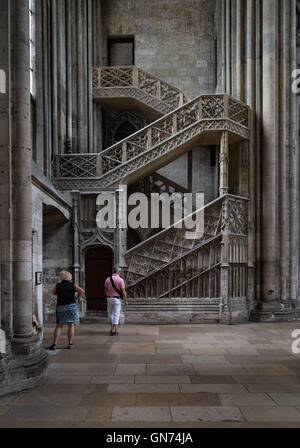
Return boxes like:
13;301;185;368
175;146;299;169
85;246;113;310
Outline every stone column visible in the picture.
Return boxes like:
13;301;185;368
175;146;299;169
220;197;230;324
0;0;12;335
87;0;93;153
72;191;80;286
239;141;249;198
225;0;232;94
236;0;245;101
256;0;280;309
289;0;299;305
77;0;84;152
117;186;128;270
245;0;257;313
219;131;229;196
11;0;34;340
51;0;58;157
66;0;73;148
251;0;300;318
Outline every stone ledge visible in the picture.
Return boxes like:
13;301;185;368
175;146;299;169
250;307;300;322
123;298;248;325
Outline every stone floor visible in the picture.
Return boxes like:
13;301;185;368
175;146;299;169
2;322;300;427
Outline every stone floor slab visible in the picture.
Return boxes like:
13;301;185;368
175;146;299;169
269;393;300;406
219;393;276;406
146;364;195;376
79;393;137;407
1;405;88;421
108;384;180;394
46;375;93;384
84;406;113;422
156;349;191;355
190;375;236;384
242;364;297;376
180;384;247;394
193;364;247;376
190;347;227;355
233;375;300;384
240;406;300;422
91;376;134;384
181;355;230;364
108;343;155;355
111;406;171;422
49;363;116;376
135;393;221;406
170;406;244;422
114;364;146;376
135;376;191;384
245;383;300;393
0;407;9;417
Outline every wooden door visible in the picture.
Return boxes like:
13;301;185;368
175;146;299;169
85;246;113;310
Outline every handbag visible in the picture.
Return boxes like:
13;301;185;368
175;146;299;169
109;276;123;300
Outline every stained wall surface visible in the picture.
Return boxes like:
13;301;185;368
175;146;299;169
101;0;216;99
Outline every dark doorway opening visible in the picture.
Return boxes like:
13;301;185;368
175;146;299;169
108;37;134;66
85;246;113;310
114;121;137;143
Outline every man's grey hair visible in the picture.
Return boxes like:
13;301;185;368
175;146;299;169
113;265;121;273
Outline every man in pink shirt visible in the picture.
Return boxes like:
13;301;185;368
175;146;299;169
104;265;128;335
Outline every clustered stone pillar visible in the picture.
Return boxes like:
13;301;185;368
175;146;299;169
72;191;81;287
11;0;34;341
219;131;229;196
218;0;300;319
0;0;12;336
239;141;249;198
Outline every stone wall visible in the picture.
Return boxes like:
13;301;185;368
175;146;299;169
101;0;216;99
43;218;73;323
99;0;218;197
34;0;95;171
31;182;72;324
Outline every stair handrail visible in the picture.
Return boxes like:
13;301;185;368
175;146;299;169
96;93;250;176
53;93;249;181
92;65;188;106
124;194;248;256
125;233;223;288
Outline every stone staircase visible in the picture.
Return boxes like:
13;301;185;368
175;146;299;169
53;66;250;192
92;66;187;115
125;195;249;324
124;195;248;309
52;66;251;324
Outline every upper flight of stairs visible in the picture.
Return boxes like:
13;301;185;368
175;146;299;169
53;66;250;192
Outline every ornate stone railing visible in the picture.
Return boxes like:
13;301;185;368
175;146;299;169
55;94;249;188
126;236;222;299
54;153;99;178
96;94;250;186
125;195;248;300
92;66;187;110
53;94;250;191
128;172;189;196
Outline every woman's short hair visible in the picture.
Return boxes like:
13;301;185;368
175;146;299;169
59;270;72;282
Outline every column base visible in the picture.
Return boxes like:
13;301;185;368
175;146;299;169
0;336;49;398
250;301;300;322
